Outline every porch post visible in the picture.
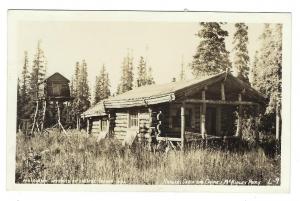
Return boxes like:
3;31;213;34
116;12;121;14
255;104;260;142
201;89;206;138
148;108;153;150
87;118;90;134
181;102;185;150
99;118;102;134
235;93;242;137
108;113;112;136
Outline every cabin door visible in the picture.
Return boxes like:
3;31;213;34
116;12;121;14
206;106;216;135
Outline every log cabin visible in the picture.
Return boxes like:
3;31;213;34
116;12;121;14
81;70;266;148
38;72;71;101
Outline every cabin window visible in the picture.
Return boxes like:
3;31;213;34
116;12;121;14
129;111;139;128
100;120;107;131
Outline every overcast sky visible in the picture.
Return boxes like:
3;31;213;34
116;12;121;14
16;21;264;96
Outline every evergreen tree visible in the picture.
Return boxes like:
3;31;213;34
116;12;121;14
16;78;21;131
136;56;148;87
72;61;80;97
94;65;110;104
251;51;260;87
253;24;277;98
179;56;186;81
266;24;282;114
251;23;282;140
69;63;81;128
147;65;155;85
94;76;100;104
117;52;134;94
191;22;231;77
28;41;47;118
70;76;75;98
232;23;250;83
19;51;31;119
80;59;90;102
20;51;30;98
70;60;91;129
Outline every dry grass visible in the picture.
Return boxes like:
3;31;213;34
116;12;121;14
15;130;280;185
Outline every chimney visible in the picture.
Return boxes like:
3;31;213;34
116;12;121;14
172;77;176;82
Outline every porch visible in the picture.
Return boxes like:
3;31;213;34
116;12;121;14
156;88;261;149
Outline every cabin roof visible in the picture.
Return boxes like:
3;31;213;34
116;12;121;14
39;72;70;84
103;71;266;108
109;73;220;101
81;100;107;118
81;71;267;116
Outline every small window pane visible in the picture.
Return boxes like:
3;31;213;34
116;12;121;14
100;120;107;131
129;112;138;128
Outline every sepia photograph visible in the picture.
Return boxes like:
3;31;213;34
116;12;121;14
6;10;291;191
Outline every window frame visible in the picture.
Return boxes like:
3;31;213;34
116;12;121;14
128;111;139;129
100;119;108;132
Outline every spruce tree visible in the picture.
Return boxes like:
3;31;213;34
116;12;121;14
94;65;111;104
102;66;111;99
147;65;155;85
251;51;260;87
80;60;90;102
136;56;148;87
16;78;21;130
69;62;81;128
28;41;47;118
266;24;282;114
94;75;100;105
70;60;91;129
251;23;282;140
19;51;31;119
73;61;80;97
191;22;231;77
117;52;134;94
32;40;47;84
232;23;250;83
179;56;186;81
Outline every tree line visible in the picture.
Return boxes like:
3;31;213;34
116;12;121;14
17;44;155;130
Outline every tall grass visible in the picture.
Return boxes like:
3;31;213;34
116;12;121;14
15;130;280;185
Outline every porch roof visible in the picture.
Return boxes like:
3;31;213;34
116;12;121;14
81;100;107;118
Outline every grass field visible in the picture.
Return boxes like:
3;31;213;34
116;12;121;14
15;130;281;185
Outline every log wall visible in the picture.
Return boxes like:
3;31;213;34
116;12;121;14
111;108;153;144
113;112;128;141
89;116;109;140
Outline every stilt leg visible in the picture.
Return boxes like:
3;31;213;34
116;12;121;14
30;100;39;136
56;101;67;135
41;100;47;133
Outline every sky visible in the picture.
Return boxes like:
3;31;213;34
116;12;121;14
16;21;264;97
